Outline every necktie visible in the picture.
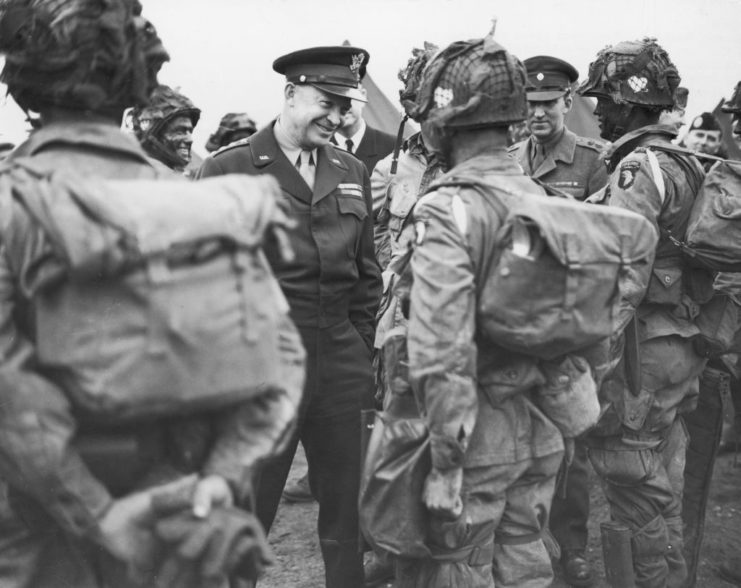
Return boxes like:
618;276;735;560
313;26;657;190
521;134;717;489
345;138;354;153
296;151;315;190
532;142;546;171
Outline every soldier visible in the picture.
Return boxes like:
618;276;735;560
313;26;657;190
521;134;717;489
198;46;382;588
371;43;441;271
396;34;564;588
729;81;741;151
0;1;302;586
578;38;710;587
128;84;201;175
205;112;258;153
680;112;727;168
509;54;608;587
509;55;607;201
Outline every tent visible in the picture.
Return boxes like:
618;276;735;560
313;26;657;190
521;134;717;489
565;94;601;140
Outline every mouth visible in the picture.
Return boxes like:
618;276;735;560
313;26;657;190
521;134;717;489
314;121;335;136
176;147;191;160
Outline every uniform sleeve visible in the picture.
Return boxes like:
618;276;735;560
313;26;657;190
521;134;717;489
371;155;393;268
349;169;382;349
196;154;226;179
407;192;478;471
0;247;113;538
203;315;304;499
608;152;664;234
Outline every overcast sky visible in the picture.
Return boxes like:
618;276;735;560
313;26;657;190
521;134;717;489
0;0;740;153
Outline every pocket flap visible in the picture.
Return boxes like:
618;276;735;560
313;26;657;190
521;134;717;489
338;195;368;220
652;266;682;289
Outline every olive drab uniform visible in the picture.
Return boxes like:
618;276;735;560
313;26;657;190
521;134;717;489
371;133;442;270
0;121;303;588
399;154;564;588
508;128;608;200
587;124;710;588
198;120;381;588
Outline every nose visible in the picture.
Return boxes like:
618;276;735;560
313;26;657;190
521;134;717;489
326;106;343;127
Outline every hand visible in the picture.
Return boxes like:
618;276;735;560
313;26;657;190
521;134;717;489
422;467;463;521
97;476;198;580
192;475;233;518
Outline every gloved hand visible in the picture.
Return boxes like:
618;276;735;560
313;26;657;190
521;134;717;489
422;467;463;521
152;506;275;588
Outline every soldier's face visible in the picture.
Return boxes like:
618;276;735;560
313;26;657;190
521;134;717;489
526;95;571;142
684;129;722;155
160;115;194;164
594;97;627;141
284;84;350;150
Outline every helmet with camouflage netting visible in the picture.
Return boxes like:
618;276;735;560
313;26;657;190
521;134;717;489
205;112;257;152
409;31;528;131
722;81;741;114
128;84;200;144
578;37;680;109
0;0;169;114
398;42;439;121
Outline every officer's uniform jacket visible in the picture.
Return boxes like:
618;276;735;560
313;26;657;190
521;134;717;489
352;124;396;176
0;122;299;548
199;122;381;350
509;128;608;200
371;132;441;269
407;154;563;471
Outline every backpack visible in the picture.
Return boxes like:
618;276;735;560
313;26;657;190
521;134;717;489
0;160;305;424
430;176;657;360
644;144;741;272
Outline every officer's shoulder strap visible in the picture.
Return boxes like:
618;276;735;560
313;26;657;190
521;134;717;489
211;137;252;158
574;135;606;153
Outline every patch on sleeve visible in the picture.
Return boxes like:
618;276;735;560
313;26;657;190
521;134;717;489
414;220;427;245
618;160;641;189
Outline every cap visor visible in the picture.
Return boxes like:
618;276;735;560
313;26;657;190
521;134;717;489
526;90;567;101
310;83;367;102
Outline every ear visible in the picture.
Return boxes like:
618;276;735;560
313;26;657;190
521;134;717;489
284;83;296;103
562;94;573;114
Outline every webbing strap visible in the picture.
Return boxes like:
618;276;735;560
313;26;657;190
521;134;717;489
494;529;542;546
645;149;666;206
430;540;495;566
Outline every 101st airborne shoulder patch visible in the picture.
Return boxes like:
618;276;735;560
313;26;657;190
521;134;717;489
618;160;641;189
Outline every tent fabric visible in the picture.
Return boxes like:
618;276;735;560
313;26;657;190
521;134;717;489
565;94;601;140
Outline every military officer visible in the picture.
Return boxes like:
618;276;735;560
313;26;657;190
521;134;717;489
198;46;382;588
511;55;609;587
509;55;607;201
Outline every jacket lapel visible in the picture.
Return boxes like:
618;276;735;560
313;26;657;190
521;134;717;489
250;123;313;204
314;143;349;204
532;130;577;178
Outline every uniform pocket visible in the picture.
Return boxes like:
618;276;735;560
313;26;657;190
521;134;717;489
337;195;368;256
588;446;655;487
644;266;683;306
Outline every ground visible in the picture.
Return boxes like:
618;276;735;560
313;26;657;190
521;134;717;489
259;447;741;587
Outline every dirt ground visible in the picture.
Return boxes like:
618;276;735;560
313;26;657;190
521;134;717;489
259;448;741;588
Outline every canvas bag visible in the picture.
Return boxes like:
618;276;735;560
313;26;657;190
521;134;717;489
643;145;741;273
0;162;302;424
430;177;657;360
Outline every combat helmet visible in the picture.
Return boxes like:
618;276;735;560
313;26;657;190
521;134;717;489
398;42;439;121
127;84;200;169
721;81;741;114
410;33;527;131
205;112;257;153
0;0;169;114
578;37;680;109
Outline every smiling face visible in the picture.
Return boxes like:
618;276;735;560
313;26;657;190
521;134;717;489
159;115;194;164
283;84;351;150
684;128;722;155
526;94;571;142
